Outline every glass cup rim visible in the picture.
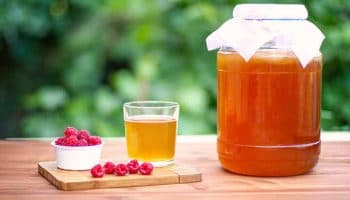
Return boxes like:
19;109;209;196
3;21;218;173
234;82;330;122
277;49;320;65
123;100;179;109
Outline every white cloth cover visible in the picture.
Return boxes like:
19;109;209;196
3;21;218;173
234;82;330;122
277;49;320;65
206;4;325;67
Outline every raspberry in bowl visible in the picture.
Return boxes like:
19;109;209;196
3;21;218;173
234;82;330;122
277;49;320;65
51;127;103;170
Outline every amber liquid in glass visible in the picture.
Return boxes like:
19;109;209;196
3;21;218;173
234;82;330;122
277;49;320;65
217;49;321;176
125;115;177;162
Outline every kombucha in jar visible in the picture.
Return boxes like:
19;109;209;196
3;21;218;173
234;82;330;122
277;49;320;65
206;4;325;176
217;49;321;176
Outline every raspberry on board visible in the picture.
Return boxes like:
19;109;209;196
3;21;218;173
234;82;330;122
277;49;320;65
90;164;104;178
127;160;139;174
114;163;129;176
103;162;116;174
129;160;139;166
139;162;154;175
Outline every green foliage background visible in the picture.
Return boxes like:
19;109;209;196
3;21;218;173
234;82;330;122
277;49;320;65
1;0;349;138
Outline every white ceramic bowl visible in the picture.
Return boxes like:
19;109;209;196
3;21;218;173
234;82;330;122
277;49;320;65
51;140;103;170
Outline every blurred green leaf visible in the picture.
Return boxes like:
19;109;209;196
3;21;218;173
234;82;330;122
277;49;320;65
22;113;65;137
94;87;121;116
111;70;138;100
176;83;209;115
24;86;68;111
63;51;102;92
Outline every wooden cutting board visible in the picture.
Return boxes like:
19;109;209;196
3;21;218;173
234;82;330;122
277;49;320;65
38;161;201;191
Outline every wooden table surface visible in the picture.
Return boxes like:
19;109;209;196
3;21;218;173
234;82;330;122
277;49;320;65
1;134;350;200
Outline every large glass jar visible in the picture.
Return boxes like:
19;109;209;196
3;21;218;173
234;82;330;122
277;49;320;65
207;4;324;176
217;46;321;176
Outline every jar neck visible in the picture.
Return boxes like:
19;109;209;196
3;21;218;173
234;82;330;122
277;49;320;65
220;41;291;52
242;19;305;21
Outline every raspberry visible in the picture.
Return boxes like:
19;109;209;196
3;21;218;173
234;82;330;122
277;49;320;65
55;137;66;145
90;164;104;178
139;162;153;175
77;139;88;146
114;164;128;176
103;162;115;174
78;130;90;140
64;127;78;137
64;135;79;146
129;159;139;165
88;136;102;146
127;160;139;174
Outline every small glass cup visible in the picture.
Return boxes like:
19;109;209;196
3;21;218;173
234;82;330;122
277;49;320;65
123;101;179;167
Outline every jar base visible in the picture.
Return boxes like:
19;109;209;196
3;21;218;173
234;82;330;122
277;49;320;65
218;140;320;177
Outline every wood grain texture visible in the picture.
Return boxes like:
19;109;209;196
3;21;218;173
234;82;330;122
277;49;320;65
0;136;350;199
38;161;201;190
